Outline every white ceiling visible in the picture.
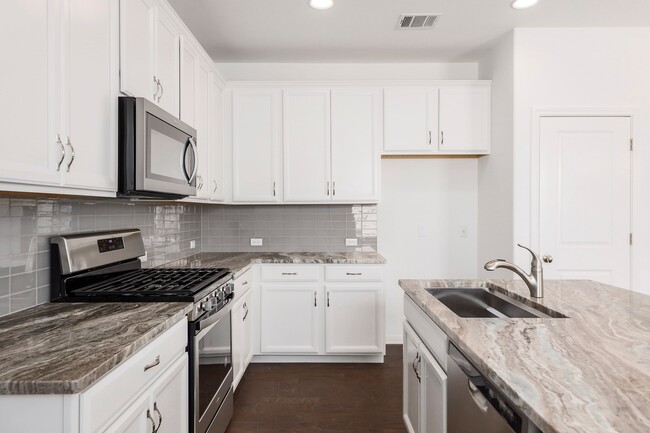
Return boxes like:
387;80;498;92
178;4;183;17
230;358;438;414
168;0;650;62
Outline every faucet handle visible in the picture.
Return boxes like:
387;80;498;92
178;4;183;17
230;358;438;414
517;244;542;268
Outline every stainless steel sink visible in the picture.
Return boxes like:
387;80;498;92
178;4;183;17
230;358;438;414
426;288;563;319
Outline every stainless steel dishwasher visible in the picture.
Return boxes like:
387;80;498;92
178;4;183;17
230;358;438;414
447;343;541;433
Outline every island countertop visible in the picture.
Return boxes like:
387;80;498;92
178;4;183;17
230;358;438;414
0;302;192;395
399;279;650;433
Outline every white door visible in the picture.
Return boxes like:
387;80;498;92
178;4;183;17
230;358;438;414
211;79;225;201
260;284;320;353
438;86;490;153
420;347;447;433
154;9;180;116
232;89;282;203
194;59;211;199
403;323;421;433
331;89;381;202
63;0;117;191
0;0;62;187
119;0;156;101
283;89;331;202
384;88;438;153
104;393;151;433
150;355;189;433
179;37;198;127
539;116;631;288
325;284;383;354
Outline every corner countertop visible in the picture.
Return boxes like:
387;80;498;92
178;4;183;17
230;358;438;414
0;302;192;395
399;279;650;433
163;251;386;278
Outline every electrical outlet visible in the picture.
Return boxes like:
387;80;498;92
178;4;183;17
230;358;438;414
139;251;148;263
190;240;196;249
345;238;358;247
250;238;263;246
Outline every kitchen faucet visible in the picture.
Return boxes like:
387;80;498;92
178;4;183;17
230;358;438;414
484;244;552;298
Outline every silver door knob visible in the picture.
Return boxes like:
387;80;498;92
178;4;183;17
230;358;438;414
542;255;553;264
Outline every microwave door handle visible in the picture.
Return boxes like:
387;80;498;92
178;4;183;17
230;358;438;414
181;140;191;182
188;137;199;184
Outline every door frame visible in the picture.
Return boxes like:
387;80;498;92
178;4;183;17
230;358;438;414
530;107;637;288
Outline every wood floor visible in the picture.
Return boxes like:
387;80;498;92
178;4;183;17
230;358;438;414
226;345;406;433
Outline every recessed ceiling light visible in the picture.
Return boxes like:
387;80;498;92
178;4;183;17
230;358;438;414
309;0;334;10
511;0;538;9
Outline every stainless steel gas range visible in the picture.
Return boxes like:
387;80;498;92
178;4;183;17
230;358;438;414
50;228;234;433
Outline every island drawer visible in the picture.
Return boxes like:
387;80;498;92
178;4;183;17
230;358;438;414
260;265;321;282
325;265;383;282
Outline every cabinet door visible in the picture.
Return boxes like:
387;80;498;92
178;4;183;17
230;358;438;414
420;347;447;433
325;284;383;353
0;0;62;186
331;89;381;202
231;296;245;388
403;323;421;433
119;0;156;101
150;355;189;433
63;0;117;191
154;9;180;116
179;37;198;127
438;86;490;153
194;59;211;199
232;90;282;203
242;289;254;367
104;393;151;433
211;78;225;201
260;284;320;353
283;89;331;202
384;88;438;153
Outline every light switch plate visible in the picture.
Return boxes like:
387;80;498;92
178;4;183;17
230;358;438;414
190;240;196;249
250;238;263;246
345;238;358;246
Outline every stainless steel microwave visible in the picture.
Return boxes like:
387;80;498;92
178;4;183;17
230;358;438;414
118;97;198;198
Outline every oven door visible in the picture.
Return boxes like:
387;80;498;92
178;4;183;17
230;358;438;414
190;306;233;433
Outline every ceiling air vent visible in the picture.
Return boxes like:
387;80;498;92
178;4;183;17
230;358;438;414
398;14;440;30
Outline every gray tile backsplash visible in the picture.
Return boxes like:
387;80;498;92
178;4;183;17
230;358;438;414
0;198;376;317
0;197;201;316
201;205;378;253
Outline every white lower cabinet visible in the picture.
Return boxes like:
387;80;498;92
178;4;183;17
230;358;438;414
403;297;448;433
232;269;255;389
104;393;152;433
259;264;385;357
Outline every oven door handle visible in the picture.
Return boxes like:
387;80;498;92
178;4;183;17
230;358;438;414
195;302;231;336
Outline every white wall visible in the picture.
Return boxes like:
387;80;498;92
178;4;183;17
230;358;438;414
216;62;478;82
511;28;650;294
477;32;515;278
378;158;479;343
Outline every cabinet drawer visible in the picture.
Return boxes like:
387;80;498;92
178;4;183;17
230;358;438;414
404;295;448;371
260;265;320;282
325;265;383;282
234;268;253;300
80;318;188;433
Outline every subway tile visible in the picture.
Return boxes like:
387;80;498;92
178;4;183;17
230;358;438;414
10;272;36;294
0;276;8;297
0;295;9;316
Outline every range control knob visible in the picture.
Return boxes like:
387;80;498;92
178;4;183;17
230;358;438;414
216;289;226;303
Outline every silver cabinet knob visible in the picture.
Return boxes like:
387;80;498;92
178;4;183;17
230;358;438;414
543;255;553;264
65;137;75;172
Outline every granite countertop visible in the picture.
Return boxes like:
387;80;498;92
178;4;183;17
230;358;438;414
164;251;386;278
399;279;650;433
0;302;192;395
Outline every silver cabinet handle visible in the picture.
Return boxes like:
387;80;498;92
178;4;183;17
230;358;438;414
243;302;249;321
197;175;203;191
147;409;156;433
273;181;276;197
440;130;444;145
242;280;248;285
153;76;159;100
65;137;75;172
314;291;317;307
158;79;164;102
327;291;330;307
346;272;362;276
332;181;336;196
281;272;297;276
412;353;421;383
429;130;432;144
56;134;65;171
153;402;162;433
144;355;160;372
326;181;330;196
213;180;218;193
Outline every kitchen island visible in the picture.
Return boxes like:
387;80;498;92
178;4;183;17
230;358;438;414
400;278;650;433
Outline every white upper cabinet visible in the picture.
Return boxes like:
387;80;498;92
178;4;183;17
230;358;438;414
331;89;381;203
211;78;225;201
179;37;198;127
62;0;118;192
384;87;438;153
119;0;156;101
0;0;62;187
120;0;180;116
438;86;490;153
232;89;282;203
194;58;211;199
154;9;180;116
283;89;331;202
